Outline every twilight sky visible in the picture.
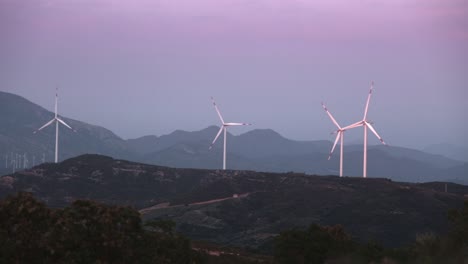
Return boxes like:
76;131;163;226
1;0;467;149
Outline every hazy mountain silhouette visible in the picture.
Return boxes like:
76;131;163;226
0;91;134;175
140;135;466;183
230;129;330;158
142;140;261;171
126;135;159;155
1;91;465;184
423;143;468;162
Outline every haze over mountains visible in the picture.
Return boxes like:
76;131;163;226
1;91;466;184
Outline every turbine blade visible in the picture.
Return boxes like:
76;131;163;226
321;102;341;129
224;122;251;126
363;81;374;120
328;132;341;160
211;97;225;124
55;87;58;118
366;122;386;145
57;118;74;131
33;119;55;133
209;126;224;149
342;121;363;130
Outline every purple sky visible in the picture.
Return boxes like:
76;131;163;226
1;0;467;149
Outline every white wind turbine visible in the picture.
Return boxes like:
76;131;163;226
209;97;251;170
321;102;350;177
344;81;387;178
34;88;75;163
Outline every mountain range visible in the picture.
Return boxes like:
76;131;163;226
1;91;466;184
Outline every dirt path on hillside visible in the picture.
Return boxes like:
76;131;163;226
139;192;250;214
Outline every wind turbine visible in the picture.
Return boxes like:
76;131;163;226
321;102;350;177
209;97;251;170
344;81;387;178
34;88;75;163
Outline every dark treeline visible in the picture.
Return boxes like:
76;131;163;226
0;192;200;264
273;201;468;264
0;193;466;264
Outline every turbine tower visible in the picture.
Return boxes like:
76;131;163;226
34;88;75;163
321;102;351;177
344;81;387;178
209;97;251;170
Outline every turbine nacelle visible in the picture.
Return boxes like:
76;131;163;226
223;122;252;126
342;120;386;145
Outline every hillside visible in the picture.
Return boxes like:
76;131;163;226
1;154;466;250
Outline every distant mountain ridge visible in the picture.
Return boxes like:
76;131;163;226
423;143;468;162
0;91;466;184
0;91;133;169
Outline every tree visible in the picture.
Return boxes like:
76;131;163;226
0;193;202;264
0;192;54;263
445;200;468;262
274;224;354;264
448;200;468;246
48;200;143;263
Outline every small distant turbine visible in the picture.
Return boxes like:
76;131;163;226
209;97;251;170
343;81;387;178
34;88;76;163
